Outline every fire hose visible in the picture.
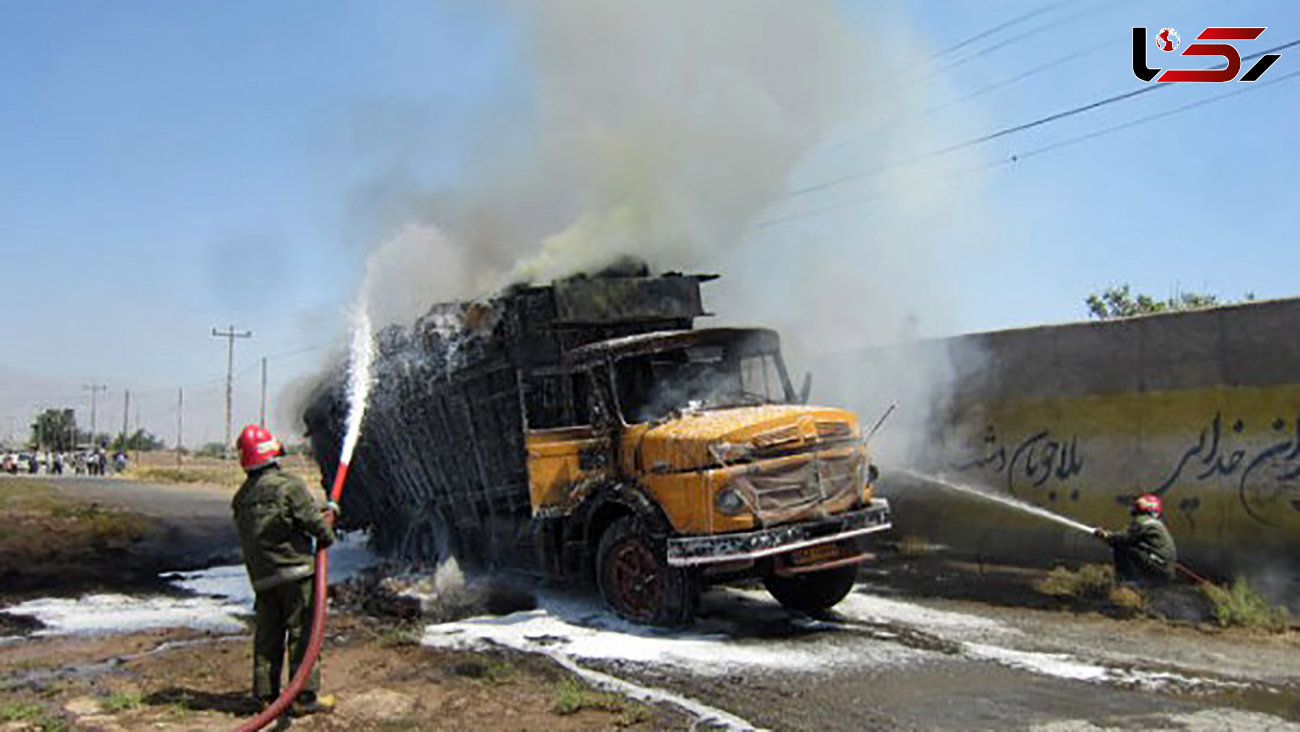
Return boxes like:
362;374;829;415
233;460;351;732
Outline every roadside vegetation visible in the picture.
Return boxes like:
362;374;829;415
0;480;152;568
1201;577;1291;632
121;451;321;490
554;678;651;725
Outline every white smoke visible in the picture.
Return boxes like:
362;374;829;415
339;0;991;461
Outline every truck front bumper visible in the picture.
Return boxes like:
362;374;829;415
665;499;892;567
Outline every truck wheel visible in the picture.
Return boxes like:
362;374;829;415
596;516;697;627
763;565;858;614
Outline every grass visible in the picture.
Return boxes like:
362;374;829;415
0;701;67;732
123;451;321;489
102;689;143;712
451;656;516;685
553;677;650;726
0;701;44;722
374;620;425;649
1201;577;1291;632
1034;563;1116;600
0;481;153;568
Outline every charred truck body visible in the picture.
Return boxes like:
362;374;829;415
306;269;891;625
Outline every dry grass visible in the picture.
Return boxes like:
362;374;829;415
122;451;322;490
1201;578;1291;632
1035;563;1116;600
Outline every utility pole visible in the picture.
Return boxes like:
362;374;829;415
83;384;107;446
260;356;268;427
211;325;252;458
176;387;184;467
121;389;131;448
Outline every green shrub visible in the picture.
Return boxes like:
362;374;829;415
1201;578;1290;632
554;678;630;715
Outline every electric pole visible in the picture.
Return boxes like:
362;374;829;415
211;325;252;458
121;389;130;449
83;384;107;446
260;356;268;427
176;387;184;467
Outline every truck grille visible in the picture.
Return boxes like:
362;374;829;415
731;452;864;524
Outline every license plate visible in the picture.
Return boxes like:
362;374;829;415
790;542;842;566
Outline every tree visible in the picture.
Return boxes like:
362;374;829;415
111;429;166;452
30;408;78;451
1085;284;1254;320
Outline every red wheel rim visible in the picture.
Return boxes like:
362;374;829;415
606;538;664;621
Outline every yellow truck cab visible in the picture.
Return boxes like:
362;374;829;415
307;266;891;626
526;327;891;624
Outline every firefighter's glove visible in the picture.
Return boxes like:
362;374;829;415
321;501;340;530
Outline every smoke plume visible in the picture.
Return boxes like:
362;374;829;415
346;0;991;465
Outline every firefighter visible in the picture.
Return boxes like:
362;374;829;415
1093;493;1177;586
231;424;338;715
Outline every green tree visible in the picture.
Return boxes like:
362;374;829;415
30;408;78;451
1085;284;1254;320
111;429;166;452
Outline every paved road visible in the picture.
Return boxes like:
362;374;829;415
42;476;241;568
423;579;1300;731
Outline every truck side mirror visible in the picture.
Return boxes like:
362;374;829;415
798;372;813;404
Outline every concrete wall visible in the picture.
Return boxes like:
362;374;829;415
816;298;1300;593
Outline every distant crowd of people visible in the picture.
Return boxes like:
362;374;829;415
1;447;129;475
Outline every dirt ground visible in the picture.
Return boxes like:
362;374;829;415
0;614;686;731
3;474;1298;731
0;475;687;731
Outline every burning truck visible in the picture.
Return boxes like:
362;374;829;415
305;264;892;625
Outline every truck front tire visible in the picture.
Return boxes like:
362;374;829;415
596;516;697;627
763;564;858;615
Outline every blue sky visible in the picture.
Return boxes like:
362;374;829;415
1;0;1297;446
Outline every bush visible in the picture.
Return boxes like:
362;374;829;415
1035;564;1115;600
1201;578;1291;632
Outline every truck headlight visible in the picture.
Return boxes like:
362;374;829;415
715;486;746;515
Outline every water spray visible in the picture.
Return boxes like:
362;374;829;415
893;467;1095;535
235;307;375;732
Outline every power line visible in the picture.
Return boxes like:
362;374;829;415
931;0;1073;58
999;68;1300;168
755;67;1300;230
787;37;1300;202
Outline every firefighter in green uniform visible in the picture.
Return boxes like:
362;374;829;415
232;424;338;715
1093;493;1177;586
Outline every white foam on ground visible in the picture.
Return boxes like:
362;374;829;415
824;591;1007;633
4;593;248;636
422;588;917;675
963;642;1255;694
2;533;374;637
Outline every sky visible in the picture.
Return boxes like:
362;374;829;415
1;0;1297;448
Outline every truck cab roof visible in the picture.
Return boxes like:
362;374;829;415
563;327;781;367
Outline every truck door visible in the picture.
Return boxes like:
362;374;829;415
523;370;613;517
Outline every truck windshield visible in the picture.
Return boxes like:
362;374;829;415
615;344;787;423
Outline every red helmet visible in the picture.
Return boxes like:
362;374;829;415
236;424;284;471
1132;493;1163;516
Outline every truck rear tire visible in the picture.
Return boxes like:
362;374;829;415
596;516;697;627
763;565;858;614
